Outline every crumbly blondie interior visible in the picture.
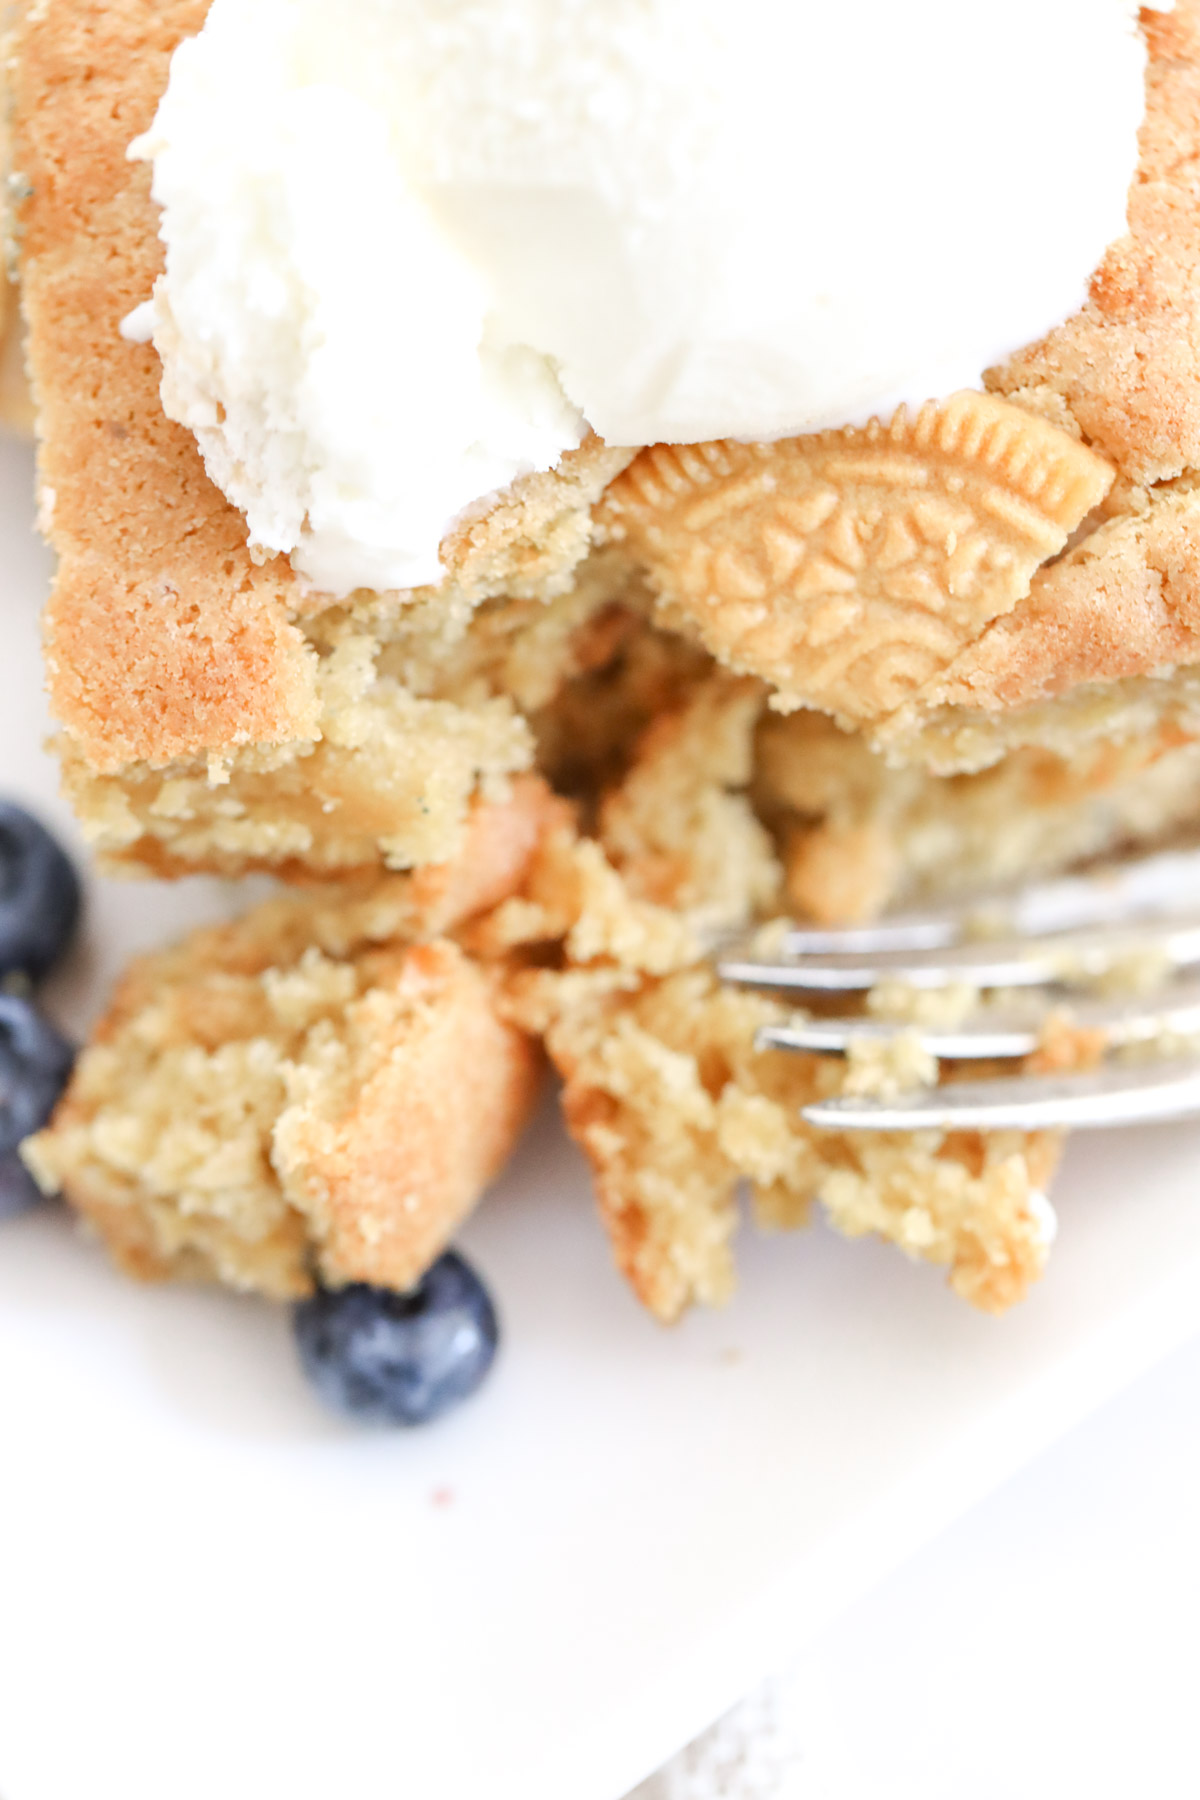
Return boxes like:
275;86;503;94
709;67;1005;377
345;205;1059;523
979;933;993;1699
24;780;558;1294
487;652;1199;1321
35;624;1200;1319
61;557;636;879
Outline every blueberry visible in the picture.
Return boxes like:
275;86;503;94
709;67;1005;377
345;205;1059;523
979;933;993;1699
0;1159;46;1220
0;804;81;984
293;1252;500;1426
0;995;74;1217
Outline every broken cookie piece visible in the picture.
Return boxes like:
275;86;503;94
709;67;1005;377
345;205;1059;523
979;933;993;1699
600;396;1114;723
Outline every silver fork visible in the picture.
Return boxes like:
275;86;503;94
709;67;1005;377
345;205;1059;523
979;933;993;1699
717;846;1200;1133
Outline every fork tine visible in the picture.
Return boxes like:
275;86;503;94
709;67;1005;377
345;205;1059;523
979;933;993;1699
718;913;1200;993
801;1059;1200;1133
783;844;1200;956
759;1018;1043;1059
756;975;1200;1061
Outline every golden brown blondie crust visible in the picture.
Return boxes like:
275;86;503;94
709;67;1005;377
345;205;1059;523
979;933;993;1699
989;3;1200;488
16;0;318;773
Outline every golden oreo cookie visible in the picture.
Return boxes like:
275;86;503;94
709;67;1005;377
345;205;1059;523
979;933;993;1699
601;393;1115;722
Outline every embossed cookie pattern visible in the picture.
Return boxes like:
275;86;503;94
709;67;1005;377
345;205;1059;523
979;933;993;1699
601;393;1115;722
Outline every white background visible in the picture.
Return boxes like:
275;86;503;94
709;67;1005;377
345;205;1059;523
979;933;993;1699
641;1327;1200;1797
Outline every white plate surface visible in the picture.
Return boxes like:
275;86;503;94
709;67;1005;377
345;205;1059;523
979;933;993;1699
2;434;1200;1800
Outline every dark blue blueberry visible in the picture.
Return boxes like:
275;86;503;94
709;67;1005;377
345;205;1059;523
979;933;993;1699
0;803;81;984
0;995;74;1217
293;1252;500;1426
0;1158;46;1220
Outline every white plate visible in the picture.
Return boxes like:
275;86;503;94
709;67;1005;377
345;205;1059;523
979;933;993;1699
2;432;1200;1800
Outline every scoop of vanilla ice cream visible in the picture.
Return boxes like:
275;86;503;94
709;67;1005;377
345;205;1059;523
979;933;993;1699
133;0;1167;598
